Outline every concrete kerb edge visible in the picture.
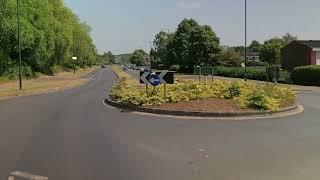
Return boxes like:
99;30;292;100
104;98;302;118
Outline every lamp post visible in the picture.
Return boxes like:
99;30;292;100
17;0;22;89
244;0;247;81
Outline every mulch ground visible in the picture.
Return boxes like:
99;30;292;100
152;98;254;113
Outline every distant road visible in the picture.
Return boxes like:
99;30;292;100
1;68;320;180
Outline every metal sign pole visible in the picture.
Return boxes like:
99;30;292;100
146;84;149;97
211;67;214;82
199;67;201;82
164;83;167;100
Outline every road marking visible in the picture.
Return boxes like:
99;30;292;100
9;171;48;180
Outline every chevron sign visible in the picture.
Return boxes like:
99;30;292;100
140;71;174;85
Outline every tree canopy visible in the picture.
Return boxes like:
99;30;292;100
129;49;146;66
152;19;221;72
0;0;97;78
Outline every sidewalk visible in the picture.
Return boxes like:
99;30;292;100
176;74;320;93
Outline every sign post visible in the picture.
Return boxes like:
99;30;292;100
72;57;77;74
140;70;174;99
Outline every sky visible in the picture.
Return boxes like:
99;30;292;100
64;0;320;55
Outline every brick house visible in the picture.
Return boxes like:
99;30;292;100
281;40;320;70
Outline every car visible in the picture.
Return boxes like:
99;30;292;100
123;66;128;71
101;65;106;68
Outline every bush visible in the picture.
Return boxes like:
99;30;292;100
291;65;320;86
213;66;291;83
246;61;268;67
170;65;181;72
110;80;296;111
2;65;34;80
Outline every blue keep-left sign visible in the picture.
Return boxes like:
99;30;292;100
149;73;161;86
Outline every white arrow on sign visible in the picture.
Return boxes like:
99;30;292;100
140;72;151;85
159;70;168;84
140;70;169;85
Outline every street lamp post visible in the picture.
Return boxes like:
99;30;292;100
244;0;247;81
17;0;22;89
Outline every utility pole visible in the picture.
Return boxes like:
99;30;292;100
244;0;247;81
17;0;22;89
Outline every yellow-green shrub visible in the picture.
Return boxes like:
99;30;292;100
109;80;296;111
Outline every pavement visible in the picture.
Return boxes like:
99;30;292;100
1;68;320;180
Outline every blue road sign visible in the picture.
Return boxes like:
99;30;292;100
149;74;161;86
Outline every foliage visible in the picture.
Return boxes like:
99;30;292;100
212;66;290;82
170;65;181;72
291;65;320;86
248;40;262;53
260;38;283;64
110;81;296;111
129;49;146;66
0;0;97;79
260;33;297;65
152;31;173;68
217;48;242;67
152;19;221;72
246;61;267;67
97;51;116;65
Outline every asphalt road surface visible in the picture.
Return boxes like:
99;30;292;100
1;68;320;180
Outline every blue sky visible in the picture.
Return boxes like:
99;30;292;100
64;0;320;54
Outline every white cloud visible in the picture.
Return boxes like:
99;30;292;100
176;0;202;9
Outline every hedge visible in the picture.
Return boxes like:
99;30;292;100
291;65;320;86
211;66;290;83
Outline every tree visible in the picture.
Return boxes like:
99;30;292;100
282;32;297;46
248;40;262;52
165;19;220;72
103;51;116;64
152;31;173;67
0;0;97;77
217;48;242;67
130;49;145;66
260;38;283;64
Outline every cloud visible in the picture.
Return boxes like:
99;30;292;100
176;0;201;9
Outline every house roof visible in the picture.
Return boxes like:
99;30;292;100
294;40;320;48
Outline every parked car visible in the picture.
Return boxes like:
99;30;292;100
101;65;106;68
123;66;128;71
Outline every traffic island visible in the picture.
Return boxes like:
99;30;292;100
104;98;301;118
105;79;303;118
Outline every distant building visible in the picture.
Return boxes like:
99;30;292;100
246;52;260;61
281;40;320;70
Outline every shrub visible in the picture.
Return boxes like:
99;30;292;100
246;61;268;67
291;65;320;86
110;80;296;111
3;65;34;80
213;66;290;83
170;65;181;72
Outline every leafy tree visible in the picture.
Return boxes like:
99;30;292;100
260;33;297;65
0;0;97;77
103;51;116;64
260;38;283;64
165;19;220;72
248;40;262;52
152;31;173;67
130;49;145;66
217;49;242;67
282;32;297;45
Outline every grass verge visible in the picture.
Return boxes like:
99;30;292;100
0;67;98;100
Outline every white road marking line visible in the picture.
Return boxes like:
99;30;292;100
10;171;48;180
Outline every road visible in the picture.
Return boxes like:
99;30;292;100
0;68;320;180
